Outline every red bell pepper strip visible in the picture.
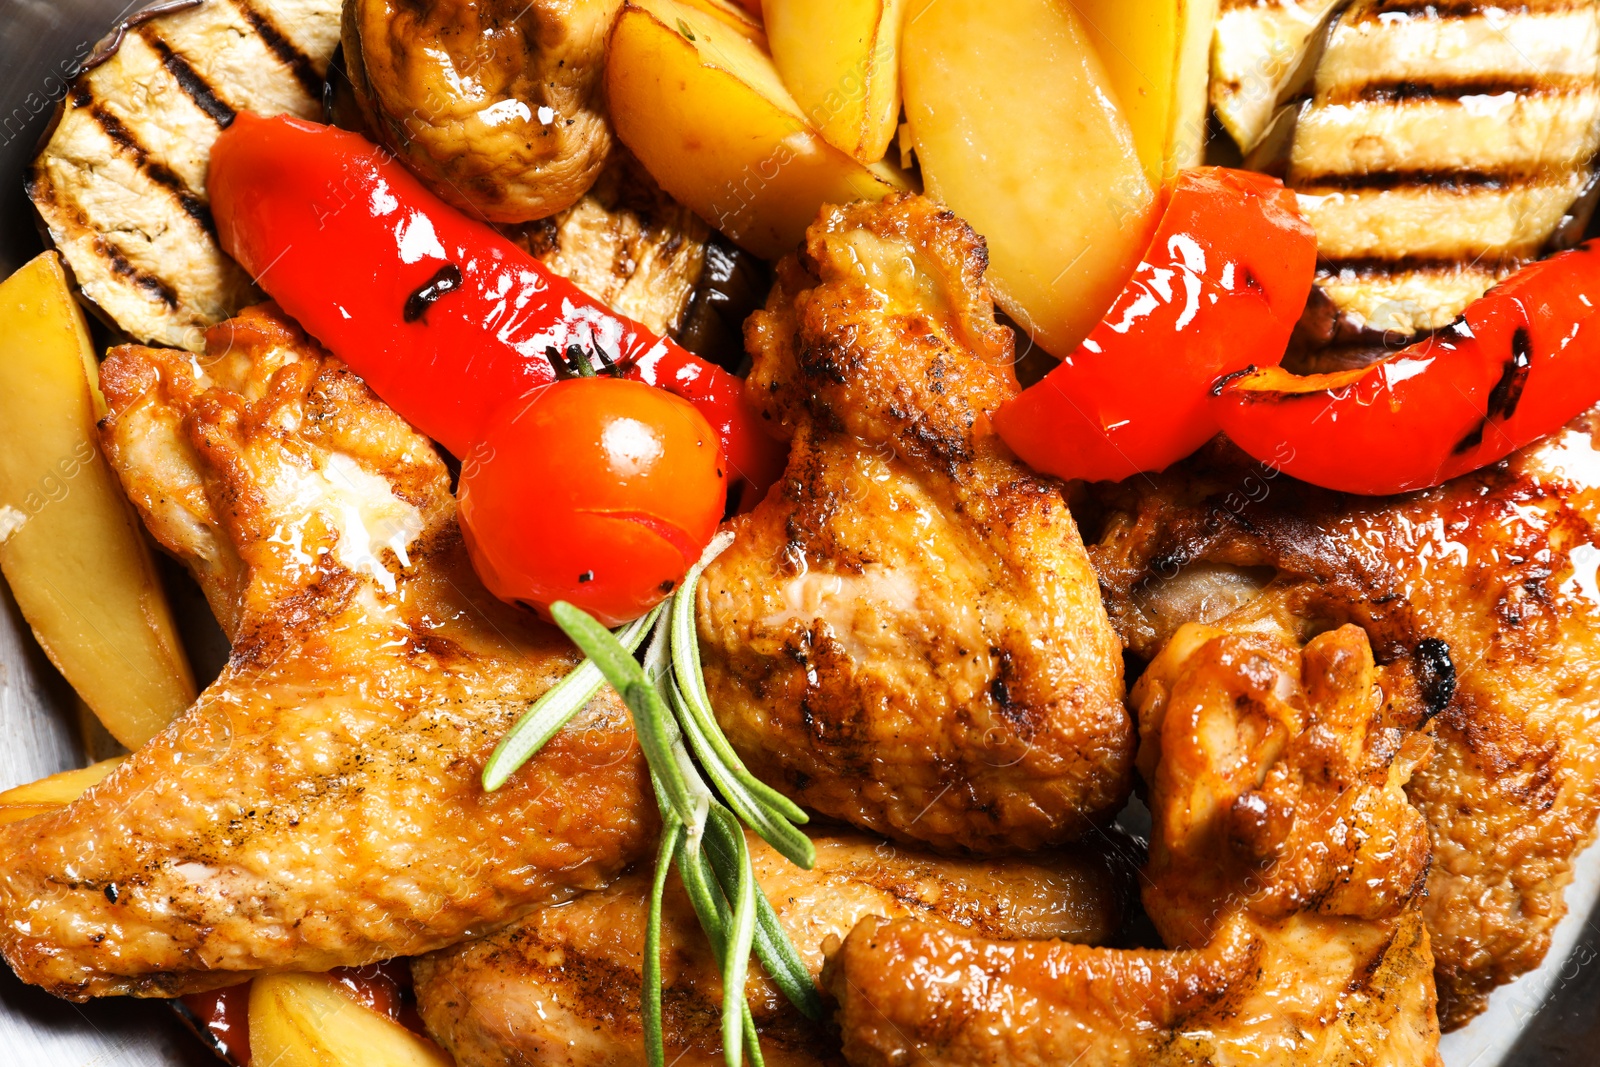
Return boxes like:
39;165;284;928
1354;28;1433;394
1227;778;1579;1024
994;168;1316;483
1212;241;1600;496
207;112;785;496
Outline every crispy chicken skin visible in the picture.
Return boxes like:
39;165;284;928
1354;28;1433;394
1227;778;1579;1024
826;623;1441;1067
696;195;1133;853
0;306;653;999
413;829;1133;1067
1084;411;1600;1027
344;0;617;222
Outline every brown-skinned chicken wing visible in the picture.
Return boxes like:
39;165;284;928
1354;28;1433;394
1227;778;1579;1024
0;306;653;999
696;195;1133;853
1084;410;1600;1027
826;622;1442;1067
413;828;1134;1067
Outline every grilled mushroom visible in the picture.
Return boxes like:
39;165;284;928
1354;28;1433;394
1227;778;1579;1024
343;0;620;223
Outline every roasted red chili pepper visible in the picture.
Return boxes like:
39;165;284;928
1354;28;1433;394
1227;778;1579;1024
995;167;1316;483
1212;241;1600;496
208;112;785;497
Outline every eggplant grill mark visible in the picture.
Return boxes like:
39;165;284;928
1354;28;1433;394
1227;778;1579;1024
403;264;464;323
1360;0;1547;20
1414;637;1457;720
1298;170;1510;194
143;31;237;127
1487;327;1533;421
88;104;215;233
233;0;324;98
1317;255;1521;278
95;235;180;309
1346;76;1569;106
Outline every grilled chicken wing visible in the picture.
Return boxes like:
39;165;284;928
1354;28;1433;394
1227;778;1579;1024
696;196;1133;853
827;623;1441;1067
344;0;617;222
413;829;1133;1067
0;306;653;999
1085;408;1600;1026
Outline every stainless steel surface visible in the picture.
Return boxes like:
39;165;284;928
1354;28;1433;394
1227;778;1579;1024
2;2;1599;1063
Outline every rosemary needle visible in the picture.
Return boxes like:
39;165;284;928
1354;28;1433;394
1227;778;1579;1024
481;604;661;791
644;812;683;1067
494;532;817;1067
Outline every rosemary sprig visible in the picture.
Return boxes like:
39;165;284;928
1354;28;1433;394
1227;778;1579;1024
481;604;661;792
485;533;821;1067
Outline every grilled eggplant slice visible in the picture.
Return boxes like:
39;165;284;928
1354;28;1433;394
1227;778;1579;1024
1220;0;1600;337
28;0;340;352
1212;0;1344;153
1290;0;1600;334
498;150;712;338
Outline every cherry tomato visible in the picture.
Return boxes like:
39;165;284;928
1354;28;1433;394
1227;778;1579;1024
458;377;727;625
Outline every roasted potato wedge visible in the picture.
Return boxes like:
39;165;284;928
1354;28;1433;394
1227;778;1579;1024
0;757;124;826
901;0;1156;357
250;972;452;1067
680;0;765;42
1071;0;1219;184
606;0;909;259
0;253;195;749
765;0;905;162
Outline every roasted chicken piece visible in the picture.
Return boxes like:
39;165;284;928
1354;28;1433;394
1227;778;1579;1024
414;828;1134;1067
1084;408;1600;1027
344;0;617;222
0;306;654;999
827;622;1442;1067
697;196;1133;853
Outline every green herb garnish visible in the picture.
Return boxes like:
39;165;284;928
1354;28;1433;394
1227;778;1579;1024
483;533;822;1067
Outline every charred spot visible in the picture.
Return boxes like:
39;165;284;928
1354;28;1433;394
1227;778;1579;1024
1210;365;1256;397
1486;328;1532;422
577;571;593;583
657;578;674;593
403;263;464;323
143;31;236;127
103;883;118;903
1413;638;1456;720
796;336;856;386
1453;420;1486;455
